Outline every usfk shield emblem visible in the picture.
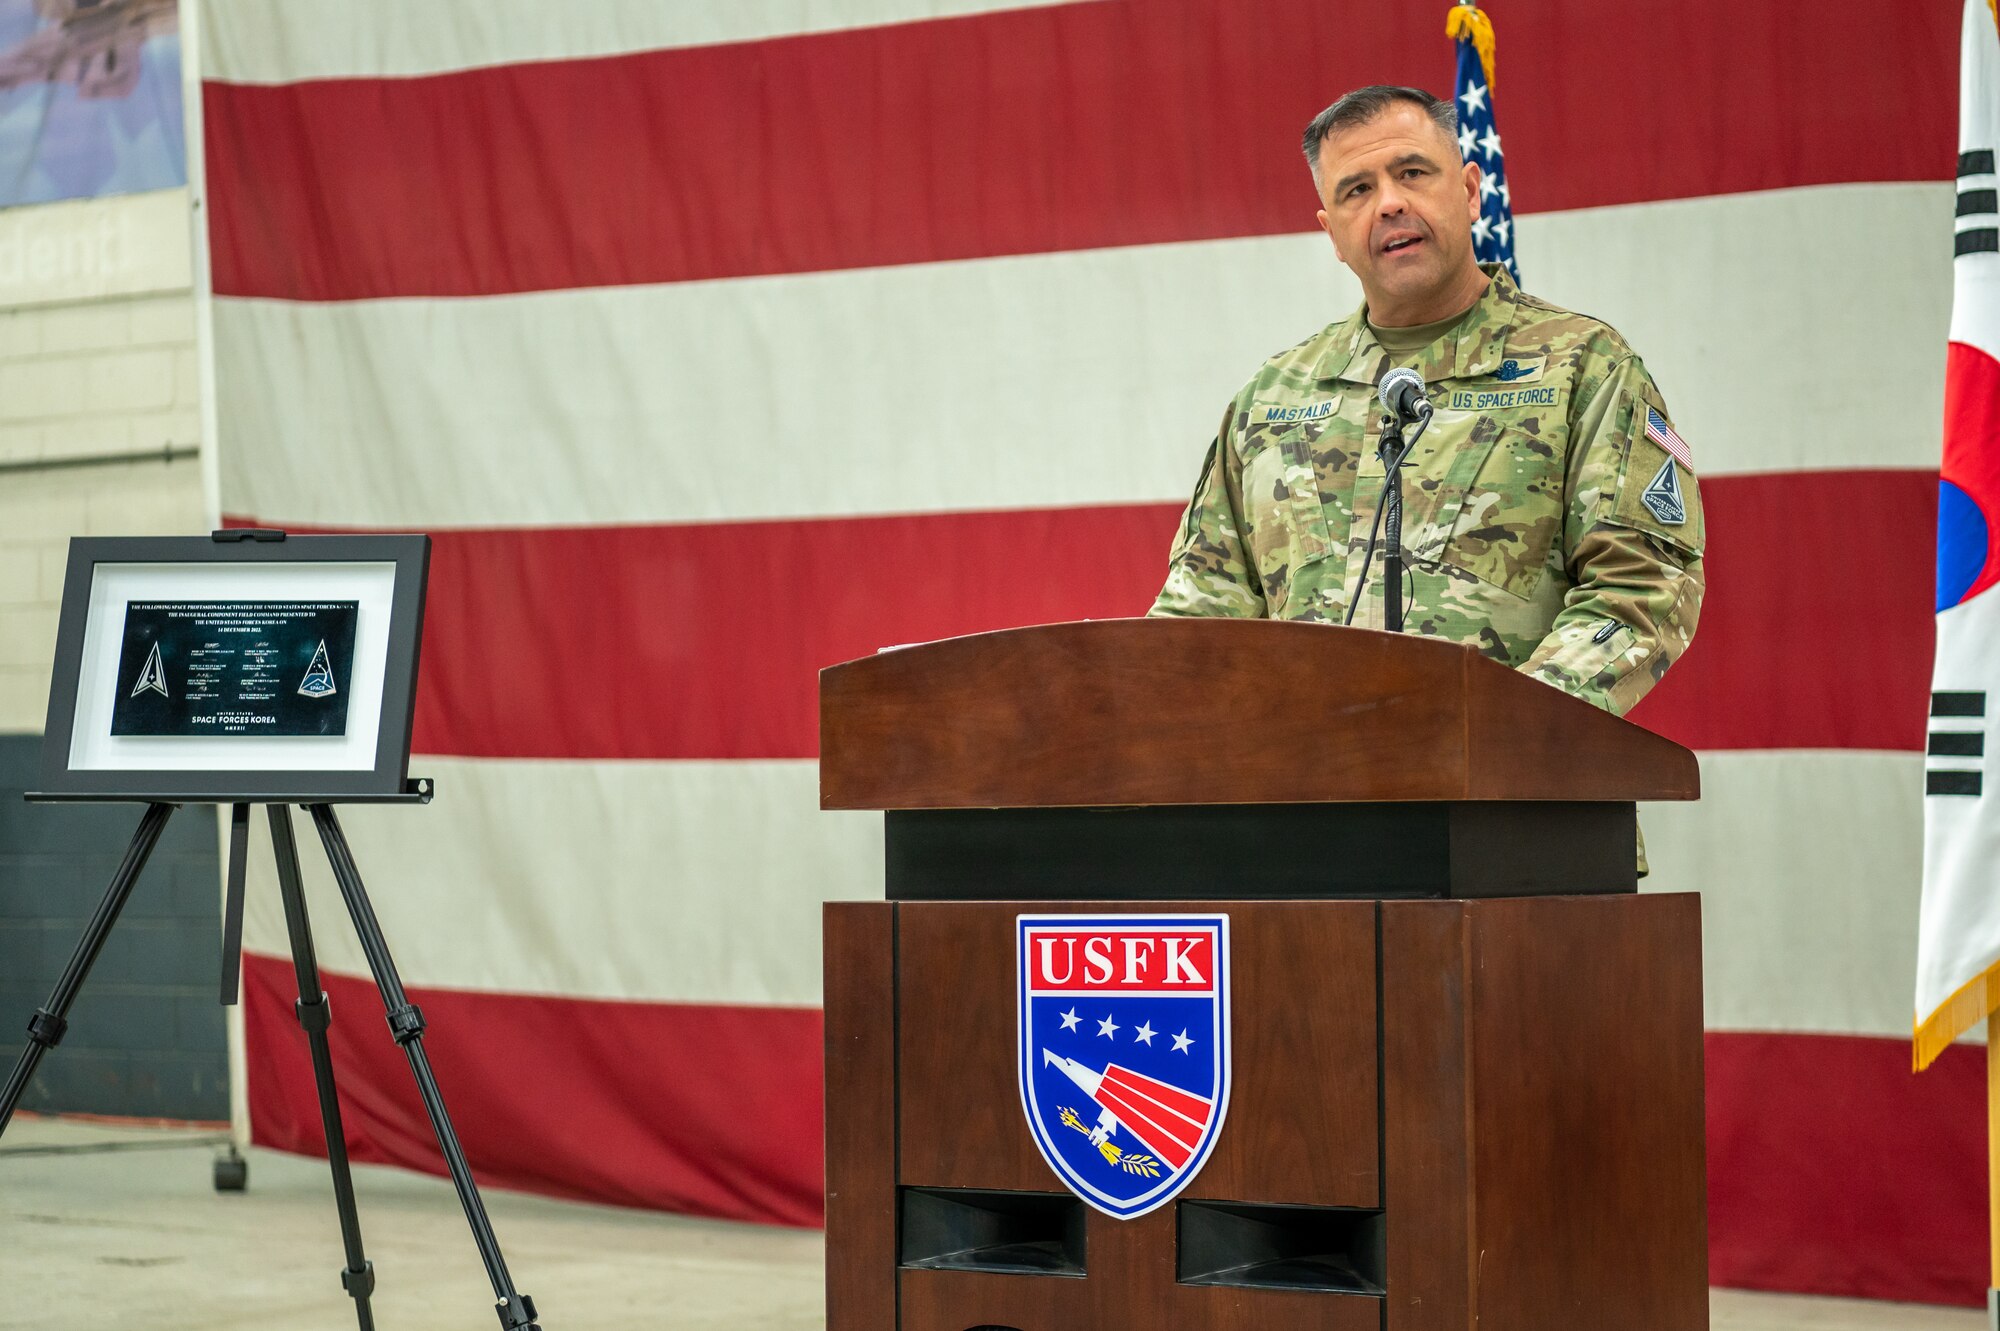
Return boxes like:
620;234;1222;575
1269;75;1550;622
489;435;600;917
1017;914;1231;1219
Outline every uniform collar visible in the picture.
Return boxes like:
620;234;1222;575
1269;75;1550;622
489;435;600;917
1314;263;1522;386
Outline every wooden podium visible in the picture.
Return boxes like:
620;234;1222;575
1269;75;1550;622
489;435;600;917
821;619;1707;1331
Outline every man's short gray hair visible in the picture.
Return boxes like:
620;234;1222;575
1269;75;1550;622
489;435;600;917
1302;86;1459;186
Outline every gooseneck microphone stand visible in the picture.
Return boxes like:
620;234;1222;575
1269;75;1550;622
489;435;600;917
1344;403;1431;634
1378;412;1416;633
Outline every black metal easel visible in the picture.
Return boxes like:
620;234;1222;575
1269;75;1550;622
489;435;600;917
0;795;542;1331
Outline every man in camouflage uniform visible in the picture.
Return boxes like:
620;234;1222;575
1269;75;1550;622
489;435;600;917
1153;86;1702;719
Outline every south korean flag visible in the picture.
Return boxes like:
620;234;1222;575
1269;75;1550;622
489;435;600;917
1916;0;2000;1072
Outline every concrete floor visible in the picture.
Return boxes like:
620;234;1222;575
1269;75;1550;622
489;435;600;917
0;1116;1982;1331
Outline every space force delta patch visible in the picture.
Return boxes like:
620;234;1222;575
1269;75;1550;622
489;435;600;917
1018;914;1231;1219
1641;457;1687;525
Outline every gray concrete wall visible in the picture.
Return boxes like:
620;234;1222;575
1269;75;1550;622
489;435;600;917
0;734;226;1120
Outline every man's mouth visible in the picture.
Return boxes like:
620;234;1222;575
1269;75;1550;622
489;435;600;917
1381;234;1425;256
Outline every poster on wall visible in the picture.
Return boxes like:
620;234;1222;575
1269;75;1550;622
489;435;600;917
0;0;184;208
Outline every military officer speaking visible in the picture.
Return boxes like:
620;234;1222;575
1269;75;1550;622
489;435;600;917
1152;85;1703;719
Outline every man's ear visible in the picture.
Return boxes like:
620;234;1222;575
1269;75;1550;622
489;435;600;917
1317;208;1344;264
1462;160;1483;224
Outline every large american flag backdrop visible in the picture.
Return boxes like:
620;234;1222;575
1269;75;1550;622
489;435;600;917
199;0;1968;1306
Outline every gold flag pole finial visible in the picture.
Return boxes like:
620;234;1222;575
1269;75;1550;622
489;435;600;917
1446;1;1497;91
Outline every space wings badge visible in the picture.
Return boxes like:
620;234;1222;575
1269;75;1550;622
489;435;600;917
1016;914;1231;1219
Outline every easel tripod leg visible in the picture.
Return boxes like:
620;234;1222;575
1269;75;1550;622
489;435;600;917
0;803;174;1136
269;804;378;1331
307;804;541;1331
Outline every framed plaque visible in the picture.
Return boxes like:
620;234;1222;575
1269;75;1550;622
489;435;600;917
35;534;430;803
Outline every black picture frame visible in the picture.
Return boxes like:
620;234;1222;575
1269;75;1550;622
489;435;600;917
32;532;432;804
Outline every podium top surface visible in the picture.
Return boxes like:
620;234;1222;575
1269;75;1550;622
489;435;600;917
819;619;1697;810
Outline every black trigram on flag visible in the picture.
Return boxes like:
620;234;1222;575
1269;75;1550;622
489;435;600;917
1958;149;1998;258
1928;690;1986;796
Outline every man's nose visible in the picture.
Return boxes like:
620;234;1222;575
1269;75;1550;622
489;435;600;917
1376;181;1410;217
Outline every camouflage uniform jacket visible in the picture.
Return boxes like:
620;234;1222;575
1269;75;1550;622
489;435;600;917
1150;265;1704;717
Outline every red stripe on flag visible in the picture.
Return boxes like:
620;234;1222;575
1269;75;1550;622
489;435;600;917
244;957;1993;1297
1705;1030;1986;1307
232;469;1935;760
241;953;825;1226
415;503;1170;759
228;504;1173;760
1627;468;1935;752
202;0;1955;301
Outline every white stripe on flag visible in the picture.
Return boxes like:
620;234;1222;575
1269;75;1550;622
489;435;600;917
240;758;883;1006
216;183;1950;528
1644;749;1927;1041
201;0;1082;84
235;749;1928;1036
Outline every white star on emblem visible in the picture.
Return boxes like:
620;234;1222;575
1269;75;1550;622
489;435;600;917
1459;81;1489;115
1479;173;1498;201
1495;218;1512;246
1478;126;1503;160
1171;1029;1195;1054
1133;1021;1157;1046
1097;1013;1119;1039
1058;1007;1080;1032
1471;215;1494;245
1457;122;1477;158
1499;180;1511;208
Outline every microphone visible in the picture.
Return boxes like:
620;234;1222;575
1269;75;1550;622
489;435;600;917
1378;367;1432;423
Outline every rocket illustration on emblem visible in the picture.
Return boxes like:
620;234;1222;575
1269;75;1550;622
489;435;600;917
1040;1050;1216;1179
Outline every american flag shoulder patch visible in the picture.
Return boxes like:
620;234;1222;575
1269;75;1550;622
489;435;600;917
1645;406;1693;470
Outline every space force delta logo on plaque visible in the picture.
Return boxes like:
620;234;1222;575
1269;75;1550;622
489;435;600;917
1017;915;1231;1219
